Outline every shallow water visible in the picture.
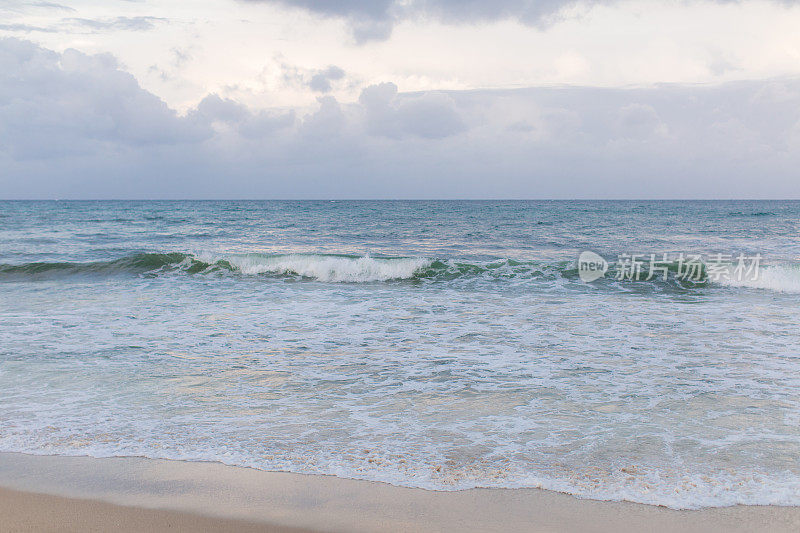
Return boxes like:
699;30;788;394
1;200;799;508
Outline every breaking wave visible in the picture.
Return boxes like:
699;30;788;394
0;253;432;283
217;253;430;282
0;252;564;283
716;264;800;294
2;252;799;293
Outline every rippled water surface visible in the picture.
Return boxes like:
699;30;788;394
1;200;799;508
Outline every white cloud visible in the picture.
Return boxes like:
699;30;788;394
2;38;800;198
3;0;800;113
0;38;208;159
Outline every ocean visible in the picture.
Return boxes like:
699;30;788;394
1;200;799;509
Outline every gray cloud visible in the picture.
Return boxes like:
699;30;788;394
242;0;396;42
0;23;59;33
2;38;800;198
0;1;74;15
359;82;466;139
242;0;800;42
64;16;166;32
243;0;583;42
411;0;600;25
192;94;250;123
309;65;346;93
300;96;347;138
244;0;578;27
615;103;666;140
238;110;297;139
30;2;74;11
0;16;166;36
280;62;348;93
269;0;394;19
190;94;296;138
0;38;208;159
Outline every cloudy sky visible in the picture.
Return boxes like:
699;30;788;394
2;0;800;198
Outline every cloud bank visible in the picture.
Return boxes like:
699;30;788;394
249;0;597;41
244;0;800;42
2;38;800;198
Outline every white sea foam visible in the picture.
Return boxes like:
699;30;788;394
4;278;800;510
717;264;800;293
3;440;800;510
206;253;431;282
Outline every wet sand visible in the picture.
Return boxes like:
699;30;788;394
1;452;799;532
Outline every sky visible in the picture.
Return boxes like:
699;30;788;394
1;0;800;198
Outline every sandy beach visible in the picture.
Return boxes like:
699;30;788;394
0;487;312;533
0;452;798;532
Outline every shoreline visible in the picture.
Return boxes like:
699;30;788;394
1;453;800;532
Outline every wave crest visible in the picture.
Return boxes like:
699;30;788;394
716;264;800;293
0;253;433;283
216;253;430;282
3;252;800;293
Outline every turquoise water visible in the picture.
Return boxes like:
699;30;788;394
1;200;799;508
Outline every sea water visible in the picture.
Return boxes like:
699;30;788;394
1;200;799;509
